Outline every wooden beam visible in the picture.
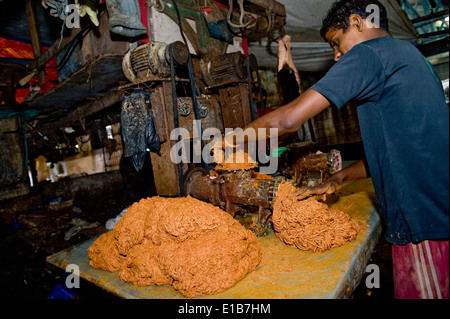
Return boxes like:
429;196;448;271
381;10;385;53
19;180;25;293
38;89;124;133
30;21;90;73
25;0;45;86
27;54;126;109
245;0;286;16
411;8;449;24
419;36;449;57
213;0;286;16
419;29;450;39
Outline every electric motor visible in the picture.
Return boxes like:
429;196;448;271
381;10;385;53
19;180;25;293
122;41;189;82
201;52;257;87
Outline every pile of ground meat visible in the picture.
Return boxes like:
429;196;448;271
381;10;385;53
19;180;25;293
214;148;258;172
88;196;261;298
272;181;359;252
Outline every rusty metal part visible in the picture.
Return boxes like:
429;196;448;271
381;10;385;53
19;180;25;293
184;167;283;233
122;41;189;82
159;0;227;59
219;83;253;129
242;0;286;17
197;100;208;118
281;152;329;187
201;52;257;87
279;143;342;187
177;97;191;116
328;149;342;174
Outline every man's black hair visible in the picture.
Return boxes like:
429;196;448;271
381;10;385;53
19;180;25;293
320;0;389;40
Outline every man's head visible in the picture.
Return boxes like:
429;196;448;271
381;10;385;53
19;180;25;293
320;0;390;61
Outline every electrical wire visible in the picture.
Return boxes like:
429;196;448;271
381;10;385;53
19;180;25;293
227;0;255;29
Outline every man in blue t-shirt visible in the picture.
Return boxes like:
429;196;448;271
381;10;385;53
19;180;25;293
233;0;449;299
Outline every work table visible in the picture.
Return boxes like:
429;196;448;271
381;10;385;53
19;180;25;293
47;178;381;299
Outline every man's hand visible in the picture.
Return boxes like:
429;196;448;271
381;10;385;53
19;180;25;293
289;160;368;200
290;178;340;200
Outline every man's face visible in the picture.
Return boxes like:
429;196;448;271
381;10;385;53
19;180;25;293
325;17;367;62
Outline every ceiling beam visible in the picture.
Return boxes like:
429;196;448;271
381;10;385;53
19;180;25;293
411;8;449;24
419;29;450;38
37;89;124;134
418;36;449;56
25;0;45;86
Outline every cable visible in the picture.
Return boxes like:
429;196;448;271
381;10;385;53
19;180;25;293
227;0;255;29
56;36;80;71
55;22;91;71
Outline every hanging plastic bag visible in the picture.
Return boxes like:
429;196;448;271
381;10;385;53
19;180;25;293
121;90;160;172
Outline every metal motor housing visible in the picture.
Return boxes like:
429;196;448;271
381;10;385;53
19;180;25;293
122;41;189;82
201;52;258;87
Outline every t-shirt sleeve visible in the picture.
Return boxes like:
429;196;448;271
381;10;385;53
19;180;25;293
311;44;386;109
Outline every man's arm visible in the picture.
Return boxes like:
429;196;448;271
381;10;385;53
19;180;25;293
231;89;331;142
334;159;368;182
215;89;330;161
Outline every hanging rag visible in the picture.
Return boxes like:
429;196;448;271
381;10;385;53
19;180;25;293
105;0;148;38
42;0;99;26
42;0;68;20
121;90;161;172
75;0;100;26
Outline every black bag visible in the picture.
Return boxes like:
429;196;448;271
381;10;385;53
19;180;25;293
121;90;160;171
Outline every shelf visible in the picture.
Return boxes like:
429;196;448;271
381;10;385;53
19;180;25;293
118;76;189;91
27;54;127;110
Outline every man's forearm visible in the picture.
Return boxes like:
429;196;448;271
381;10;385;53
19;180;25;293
335;160;368;182
241;89;331;140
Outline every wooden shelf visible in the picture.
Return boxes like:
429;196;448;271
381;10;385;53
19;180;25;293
118;76;189;91
27;54;127;110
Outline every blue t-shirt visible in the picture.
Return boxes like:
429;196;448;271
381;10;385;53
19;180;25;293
311;36;449;245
